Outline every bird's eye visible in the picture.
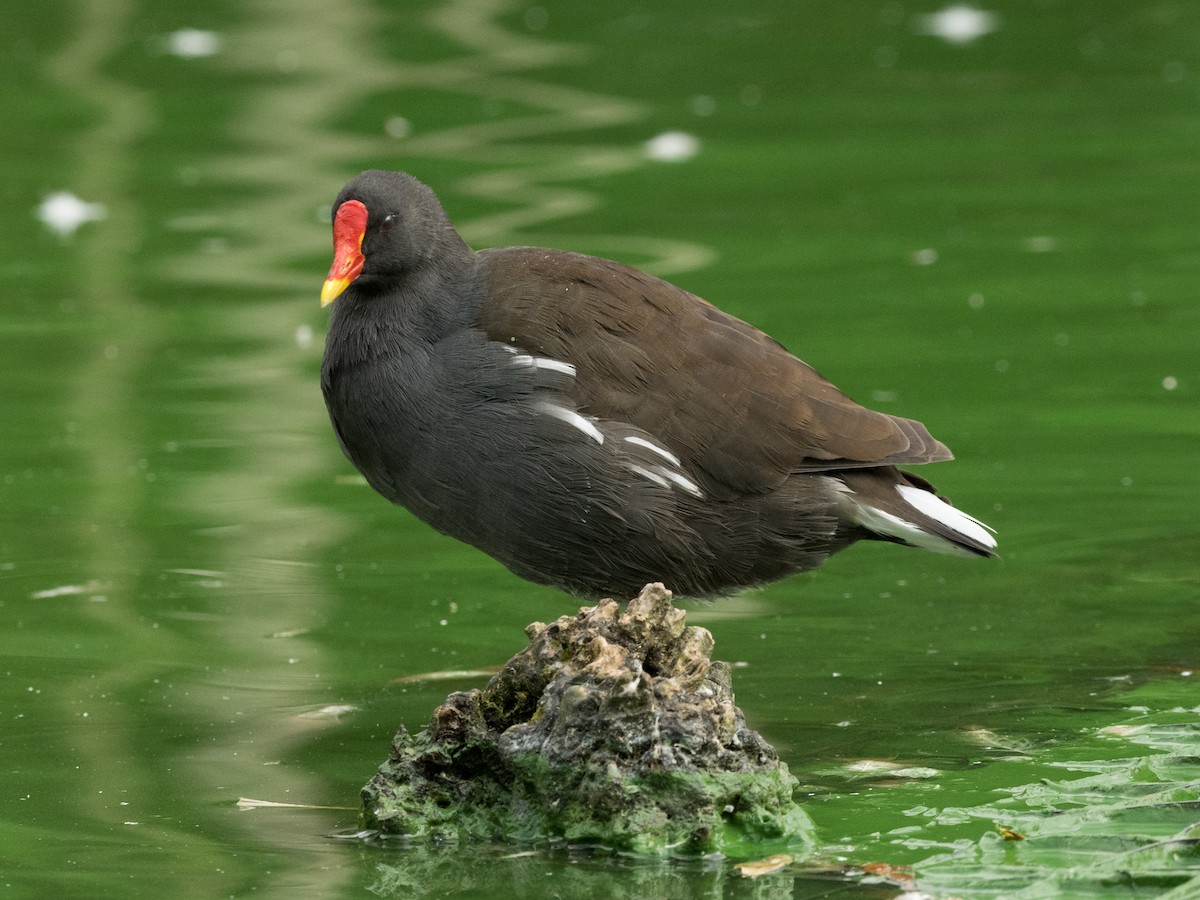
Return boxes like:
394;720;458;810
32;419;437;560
380;214;398;233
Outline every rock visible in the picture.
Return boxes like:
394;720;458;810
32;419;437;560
362;583;813;856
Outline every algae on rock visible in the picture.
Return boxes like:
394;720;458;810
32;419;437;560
362;583;813;856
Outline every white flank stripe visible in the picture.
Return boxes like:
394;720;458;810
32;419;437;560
532;358;576;377
536;402;604;445
623;435;681;466
896;485;997;550
656;467;703;498
627;464;671;489
511;354;576;377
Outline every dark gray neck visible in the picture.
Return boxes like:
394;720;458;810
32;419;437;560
325;252;483;367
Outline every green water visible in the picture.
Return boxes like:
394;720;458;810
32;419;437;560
3;0;1198;896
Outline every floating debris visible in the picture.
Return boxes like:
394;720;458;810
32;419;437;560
36;191;107;238
914;5;999;45
237;797;355;811
860;861;917;890
644;131;700;163
963;725;1035;756
735;853;793;878
391;667;502;684
29;580;108;600
845;759;940;780
163;28;221;59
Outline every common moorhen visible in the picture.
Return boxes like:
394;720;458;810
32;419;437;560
320;170;996;599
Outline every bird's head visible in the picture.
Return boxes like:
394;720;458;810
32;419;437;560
320;170;467;306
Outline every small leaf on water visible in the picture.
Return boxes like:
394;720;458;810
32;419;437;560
860;861;916;888
995;823;1026;841
963;725;1035;754
735;853;792;877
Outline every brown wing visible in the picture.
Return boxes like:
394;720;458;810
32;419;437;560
476;247;951;496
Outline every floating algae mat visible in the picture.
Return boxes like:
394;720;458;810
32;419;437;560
362;583;814;856
907;715;1200;897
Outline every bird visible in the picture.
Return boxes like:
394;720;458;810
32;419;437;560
319;170;996;600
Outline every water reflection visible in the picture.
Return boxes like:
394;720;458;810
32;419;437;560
383;0;715;273
38;0;374;891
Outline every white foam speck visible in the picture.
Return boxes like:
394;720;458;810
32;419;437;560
914;5;1000;44
164;28;221;58
1023;235;1058;253
644;131;700;163
385;116;412;139
37;192;107;238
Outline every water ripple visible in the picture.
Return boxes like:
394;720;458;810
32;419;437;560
390;0;716;275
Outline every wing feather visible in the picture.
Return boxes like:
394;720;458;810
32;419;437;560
476;247;951;497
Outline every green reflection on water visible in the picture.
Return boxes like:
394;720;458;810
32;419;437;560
2;0;1198;896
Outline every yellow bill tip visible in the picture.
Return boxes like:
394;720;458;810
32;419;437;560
321;275;350;307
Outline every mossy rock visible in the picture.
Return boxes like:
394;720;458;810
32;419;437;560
362;583;813;857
